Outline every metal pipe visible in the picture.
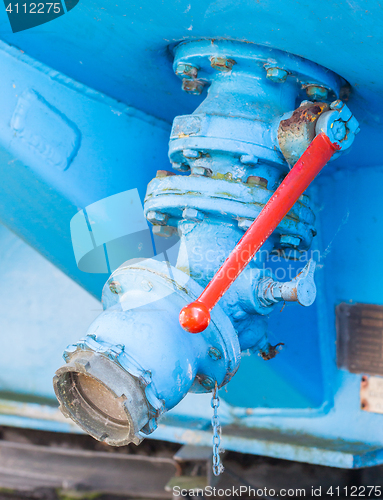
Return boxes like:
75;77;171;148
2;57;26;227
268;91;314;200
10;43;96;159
179;133;340;333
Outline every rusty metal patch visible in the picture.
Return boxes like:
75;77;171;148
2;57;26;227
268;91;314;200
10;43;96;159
360;375;383;414
278;102;329;166
336;303;383;376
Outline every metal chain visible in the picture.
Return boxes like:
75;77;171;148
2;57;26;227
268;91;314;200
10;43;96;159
211;381;224;476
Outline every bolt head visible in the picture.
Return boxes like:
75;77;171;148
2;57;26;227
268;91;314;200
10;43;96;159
247;176;268;188
175;63;198;79
280;234;301;247
146;211;168;225
182;208;204;222
332;119;347;141
330;99;344;110
305;85;328;101
172;162;190;172
109;281;122;294
210;56;236;72
182;79;204;95
152;225;176;238
208;347;222;360
238;218;253;231
199;376;215;390
240;154;258;165
183;149;201;159
191;166;212;177
156;170;176;178
266;67;288;83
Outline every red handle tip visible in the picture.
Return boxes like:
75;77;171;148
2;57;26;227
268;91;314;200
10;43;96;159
179;301;211;333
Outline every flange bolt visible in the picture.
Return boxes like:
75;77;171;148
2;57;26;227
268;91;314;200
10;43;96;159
266;67;288;83
305;85;328;101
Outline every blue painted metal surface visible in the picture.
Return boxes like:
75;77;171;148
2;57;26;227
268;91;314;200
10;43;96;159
0;0;382;469
0;40;170;299
53;40;348;447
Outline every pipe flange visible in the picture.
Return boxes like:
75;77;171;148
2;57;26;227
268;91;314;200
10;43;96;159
145;175;316;250
172;39;347;98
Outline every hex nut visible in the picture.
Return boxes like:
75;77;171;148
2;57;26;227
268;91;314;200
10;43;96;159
305;85;328;101
280;235;301;247
182;208;204;222
146;211;168;225
210;56;236;72
238;218;253;231
172;162;190;172
175;63;198;79
152;225;176;238
183;149;201;159
191;166;212;177
266;67;288;83
208;347;222;360
330;99;344;110
240;154;258;165
156;170;176;178
199;375;215;390
109;281;122;294
247;176;268;188
182;79;204;95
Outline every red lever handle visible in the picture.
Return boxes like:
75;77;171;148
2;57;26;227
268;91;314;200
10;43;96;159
179;133;340;333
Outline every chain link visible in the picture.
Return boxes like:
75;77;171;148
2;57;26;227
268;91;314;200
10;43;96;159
211;381;224;476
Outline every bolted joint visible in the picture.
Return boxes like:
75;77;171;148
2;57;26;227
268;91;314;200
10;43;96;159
176;63;198;79
109;280;123;294
332;120;347;141
156;170;176;178
183;149;202;159
146;210;169;225
191;166;212;177
247;176;268;188
280;234;301;247
182;79;205;95
305;84;329;101
266;67;288;83
240;154;259;165
237;218;253;231
182;208;204;222
208;347;222;360
210;56;236;72
152;225;177;238
172;162;190;172
315;100;360;151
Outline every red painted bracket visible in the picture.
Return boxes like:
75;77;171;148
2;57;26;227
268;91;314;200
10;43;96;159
179;133;340;333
